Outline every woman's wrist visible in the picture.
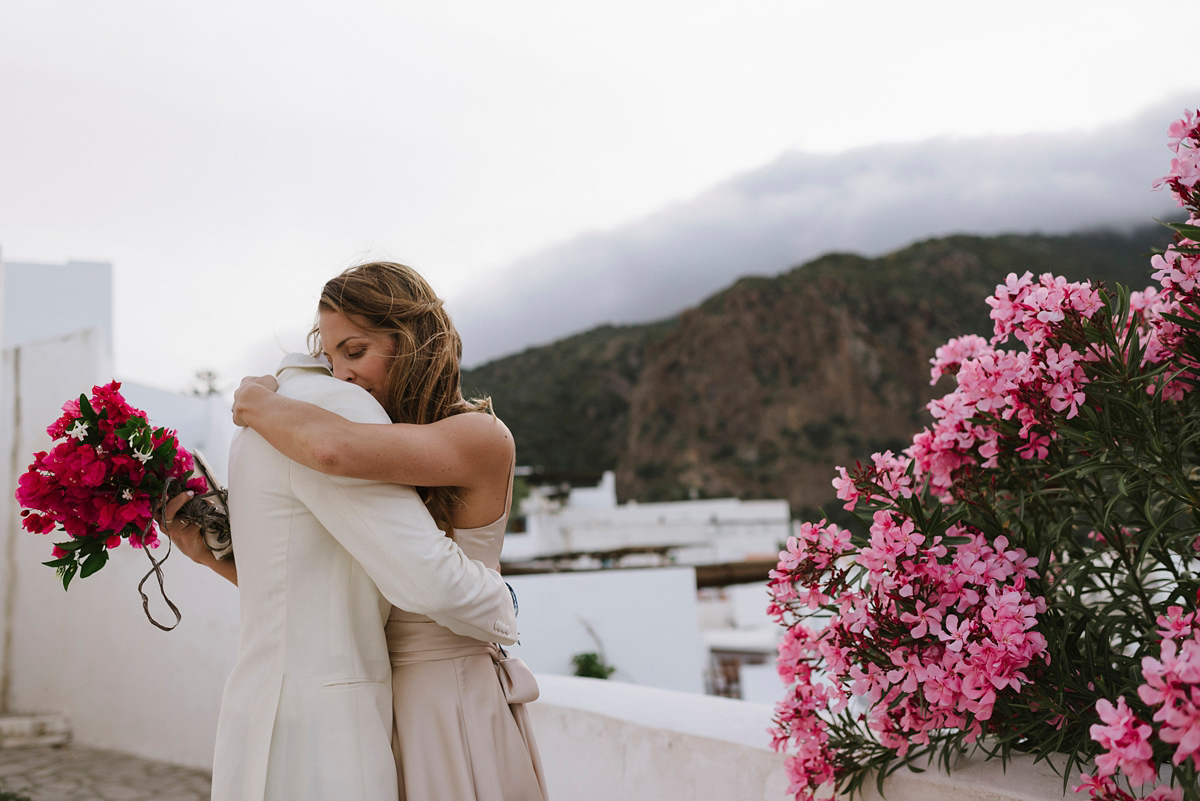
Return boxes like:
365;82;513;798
210;555;238;586
233;382;274;427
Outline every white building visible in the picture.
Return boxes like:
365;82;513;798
2;258;114;372
0;254;240;768
504;566;709;694
504;470;791;567
1;258;234;482
501;471;792;704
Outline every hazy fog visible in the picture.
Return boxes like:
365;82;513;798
450;101;1184;365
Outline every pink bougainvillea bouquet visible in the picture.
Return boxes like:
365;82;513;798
15;381;229;628
768;112;1200;801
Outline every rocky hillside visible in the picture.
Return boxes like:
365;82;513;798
461;227;1174;518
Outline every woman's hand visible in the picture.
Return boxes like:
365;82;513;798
158;491;238;585
159;491;213;565
232;374;279;427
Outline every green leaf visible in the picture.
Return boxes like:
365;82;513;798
54;539;86;551
1164;220;1200;239
41;555;75;568
79;551;108;579
152;439;177;465
61;563;78;591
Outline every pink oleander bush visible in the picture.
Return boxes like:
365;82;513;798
768;112;1200;801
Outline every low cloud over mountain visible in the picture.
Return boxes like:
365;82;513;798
452;100;1189;366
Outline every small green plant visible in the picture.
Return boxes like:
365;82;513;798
572;616;619;679
0;789;34;801
571;651;616;679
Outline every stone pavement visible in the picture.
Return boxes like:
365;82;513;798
0;745;210;801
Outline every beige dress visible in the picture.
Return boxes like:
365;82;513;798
386;501;549;801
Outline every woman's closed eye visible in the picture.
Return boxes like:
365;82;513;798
325;349;365;361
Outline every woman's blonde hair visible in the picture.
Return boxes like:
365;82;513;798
309;261;491;534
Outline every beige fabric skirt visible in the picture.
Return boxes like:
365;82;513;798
387;610;548;801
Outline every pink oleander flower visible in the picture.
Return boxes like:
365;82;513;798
777;625;816;685
1074;774;1183;801
930;334;991;384
773;508;1046;762
1156;110;1200;208
1151;249;1200;295
1157;607;1197;642
902;269;1108;500
1144;787;1185;801
871;450;914;500
1159;155;1200;193
987;271;1102;348
1138;633;1200;770
899;601;943;639
772;665;839;801
831;466;858;510
1090;697;1157;786
1167;110;1199;153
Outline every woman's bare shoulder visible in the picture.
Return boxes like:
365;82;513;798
434;411;514;460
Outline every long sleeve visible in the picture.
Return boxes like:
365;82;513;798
279;365;517;645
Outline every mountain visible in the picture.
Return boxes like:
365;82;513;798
453;101;1185;368
460;226;1175;518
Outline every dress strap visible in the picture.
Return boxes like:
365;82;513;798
501;451;517;521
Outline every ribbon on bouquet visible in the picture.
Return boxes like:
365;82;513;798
137;518;180;632
138;477;228;631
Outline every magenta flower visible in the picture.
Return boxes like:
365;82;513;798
14;380;210;587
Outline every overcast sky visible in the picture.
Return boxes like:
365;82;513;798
1;1;1196;390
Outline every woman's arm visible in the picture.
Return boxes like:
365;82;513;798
233;378;512;488
160;492;238;586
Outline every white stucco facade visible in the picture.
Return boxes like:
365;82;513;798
504;566;708;693
505;471;791;565
2;259;114;374
0;256;240;767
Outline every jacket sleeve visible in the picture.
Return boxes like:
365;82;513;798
281;371;517;645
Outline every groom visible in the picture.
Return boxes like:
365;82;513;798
210;353;518;801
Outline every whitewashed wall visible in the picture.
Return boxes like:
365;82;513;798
2;330;107;713
504;567;707;693
529;675;789;800
0;330;240;770
2;260;113;364
528;675;1071;801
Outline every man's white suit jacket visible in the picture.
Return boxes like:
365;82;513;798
211;354;518;801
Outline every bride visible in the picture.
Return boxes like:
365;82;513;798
166;261;548;801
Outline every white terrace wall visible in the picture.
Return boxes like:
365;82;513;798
529;675;1072;801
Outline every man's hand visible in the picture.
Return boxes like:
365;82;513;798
232;374;279;427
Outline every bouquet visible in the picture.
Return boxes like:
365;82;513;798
15;381;231;630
